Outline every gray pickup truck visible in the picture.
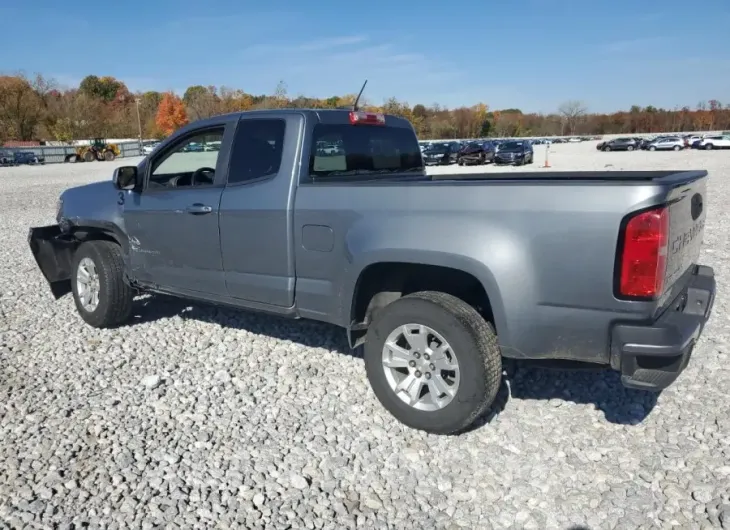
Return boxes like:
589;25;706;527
29;109;716;434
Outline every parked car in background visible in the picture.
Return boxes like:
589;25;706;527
422;142;460;165
457;141;496;165
494;140;534;165
647;137;685;151
181;142;204;153
141;141;160;155
0;149;15;166
698;135;730;150
13;151;45;165
638;137;657;150
597;138;638;151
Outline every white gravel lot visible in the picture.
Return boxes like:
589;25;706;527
1;142;729;529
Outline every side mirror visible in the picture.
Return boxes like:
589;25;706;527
113;166;138;190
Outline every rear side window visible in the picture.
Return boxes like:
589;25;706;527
309;124;423;177
228;119;286;184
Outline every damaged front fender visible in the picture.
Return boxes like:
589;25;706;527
28;225;77;299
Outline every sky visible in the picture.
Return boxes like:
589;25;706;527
1;0;729;113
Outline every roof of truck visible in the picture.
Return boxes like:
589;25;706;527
186;108;414;128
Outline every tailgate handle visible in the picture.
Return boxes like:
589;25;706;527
691;193;703;220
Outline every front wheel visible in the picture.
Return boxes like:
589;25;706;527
705;144;713;150
71;241;134;328
364;291;502;434
104;150;116;161
673;145;681;151
627;146;634;151
650;146;657;151
603;146;611;152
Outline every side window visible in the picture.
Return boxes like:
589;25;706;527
228;119;286;184
149;128;224;189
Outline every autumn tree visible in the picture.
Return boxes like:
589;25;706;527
558;100;588;135
182;85;220;121
155;92;188;136
1;73;730;143
0;74;45;140
79;75;128;103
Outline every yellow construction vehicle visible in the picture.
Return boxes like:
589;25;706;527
64;138;121;163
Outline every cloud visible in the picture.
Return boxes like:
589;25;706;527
235;34;463;103
241;35;368;56
600;37;666;53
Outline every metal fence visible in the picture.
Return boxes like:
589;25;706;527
6;141;142;165
422;130;727;145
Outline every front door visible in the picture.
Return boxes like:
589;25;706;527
123;123;234;296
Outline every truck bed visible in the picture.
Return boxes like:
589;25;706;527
431;170;707;182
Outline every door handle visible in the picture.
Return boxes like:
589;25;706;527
186;203;212;215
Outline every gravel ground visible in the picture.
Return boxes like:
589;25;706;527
1;143;729;529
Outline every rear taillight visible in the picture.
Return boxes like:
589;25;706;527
349;111;385;125
618;206;669;299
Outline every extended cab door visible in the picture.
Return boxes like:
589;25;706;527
123;119;237;296
218;114;303;307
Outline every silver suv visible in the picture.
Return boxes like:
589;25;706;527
647;136;684;151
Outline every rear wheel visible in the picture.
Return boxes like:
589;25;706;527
627;146;634;151
673;145;681;151
71;241;134;328
364;291;502;434
104;150;116;161
705;143;713;150
650;146;657;151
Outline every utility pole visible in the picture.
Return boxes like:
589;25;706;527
135;98;143;152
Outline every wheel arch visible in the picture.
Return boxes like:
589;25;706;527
65;219;129;255
345;251;508;347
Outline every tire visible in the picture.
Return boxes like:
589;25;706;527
71;240;134;328
83;150;96;162
458;159;464;166
603;146;611;152
364;291;502;435
673;145;681;151
650;146;656;151
627;146;634;151
705;144;713;150
104;150;116;161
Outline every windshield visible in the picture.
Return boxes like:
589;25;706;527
499;142;523;150
425;144;448;154
309;124;423;177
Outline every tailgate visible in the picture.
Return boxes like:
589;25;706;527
664;175;707;291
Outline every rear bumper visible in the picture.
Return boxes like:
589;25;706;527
611;264;716;391
28;224;76;299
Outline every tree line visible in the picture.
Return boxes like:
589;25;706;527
1;73;729;143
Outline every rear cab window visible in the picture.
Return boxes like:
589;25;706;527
309;121;423;178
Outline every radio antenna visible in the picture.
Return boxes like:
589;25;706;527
352;80;368;111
